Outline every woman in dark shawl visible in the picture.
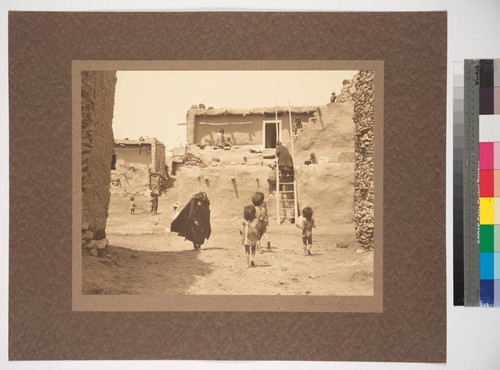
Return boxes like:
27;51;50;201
276;141;294;179
170;192;211;250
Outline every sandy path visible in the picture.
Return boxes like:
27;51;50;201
82;195;373;296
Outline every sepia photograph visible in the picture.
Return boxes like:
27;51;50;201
73;61;382;311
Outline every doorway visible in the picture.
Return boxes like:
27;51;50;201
263;120;282;148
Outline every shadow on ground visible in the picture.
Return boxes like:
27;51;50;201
82;245;213;295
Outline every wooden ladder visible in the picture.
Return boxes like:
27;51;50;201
275;102;299;225
277;174;297;224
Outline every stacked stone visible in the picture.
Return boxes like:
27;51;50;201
81;71;117;255
352;71;375;250
337;76;357;103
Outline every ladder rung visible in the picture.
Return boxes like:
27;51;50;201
279;182;295;185
279;191;295;193
281;207;296;210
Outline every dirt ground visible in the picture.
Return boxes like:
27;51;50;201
82;195;374;295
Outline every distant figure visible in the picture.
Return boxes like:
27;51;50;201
215;129;225;148
172;202;180;221
294;118;302;135
171;192;211;251
330;91;337;103
150;192;159;215
240;204;259;267
224;136;232;149
296;207;316;256
130;196;136;215
252;191;270;253
276;141;294;180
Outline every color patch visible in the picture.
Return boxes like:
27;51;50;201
494;171;500;196
496;254;500;279
480;253;494;279
495;281;500;306
479;115;500;142
480;59;494;87
495;143;500;169
480;197;494;224
480;225;494;252
480;279;495;306
480;142;494;169
496;198;500;224
480;170;494;197
494;225;500;252
480;88;494;115
495;87;500;114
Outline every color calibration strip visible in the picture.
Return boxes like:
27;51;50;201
458;59;500;306
478;59;500;306
453;62;465;305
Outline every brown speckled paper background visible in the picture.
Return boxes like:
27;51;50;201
9;12;447;361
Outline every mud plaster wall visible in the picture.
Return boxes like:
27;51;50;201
81;71;117;239
190;111;314;146
293;102;355;164
154;142;166;173
166;165;279;220
114;144;152;166
353;71;375;249
169;159;353;226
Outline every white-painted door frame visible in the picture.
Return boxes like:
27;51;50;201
262;119;282;148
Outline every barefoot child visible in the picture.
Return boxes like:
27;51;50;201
240;205;260;267
252;191;270;253
150;192;159;215
130;196;136;215
298;207;316;256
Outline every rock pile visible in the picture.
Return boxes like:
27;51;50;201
81;222;109;257
352;71;375;250
337;76;357;103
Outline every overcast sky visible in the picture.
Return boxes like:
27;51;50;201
112;70;357;150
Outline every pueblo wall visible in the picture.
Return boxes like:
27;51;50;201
293;101;355;226
165;163;278;221
187;106;315;147
114;143;152;166
81;71;117;252
353;71;375;250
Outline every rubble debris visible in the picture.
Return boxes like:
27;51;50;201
183;152;207;167
337;76;358;103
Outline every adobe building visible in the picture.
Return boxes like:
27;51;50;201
110;137;167;195
112;137;166;172
167;101;357;230
186;106;318;148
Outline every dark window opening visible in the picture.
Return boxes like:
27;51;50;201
111;154;116;170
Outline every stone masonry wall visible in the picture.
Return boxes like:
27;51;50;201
353;71;375;249
81;71;117;254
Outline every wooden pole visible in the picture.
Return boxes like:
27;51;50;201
288;101;298;223
275;98;280;225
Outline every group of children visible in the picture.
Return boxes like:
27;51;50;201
240;192;316;268
129;192;159;215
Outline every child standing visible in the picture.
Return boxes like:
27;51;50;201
150;192;159;215
240;205;260;267
252;191;270;253
130;196;136;215
299;207;316;256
